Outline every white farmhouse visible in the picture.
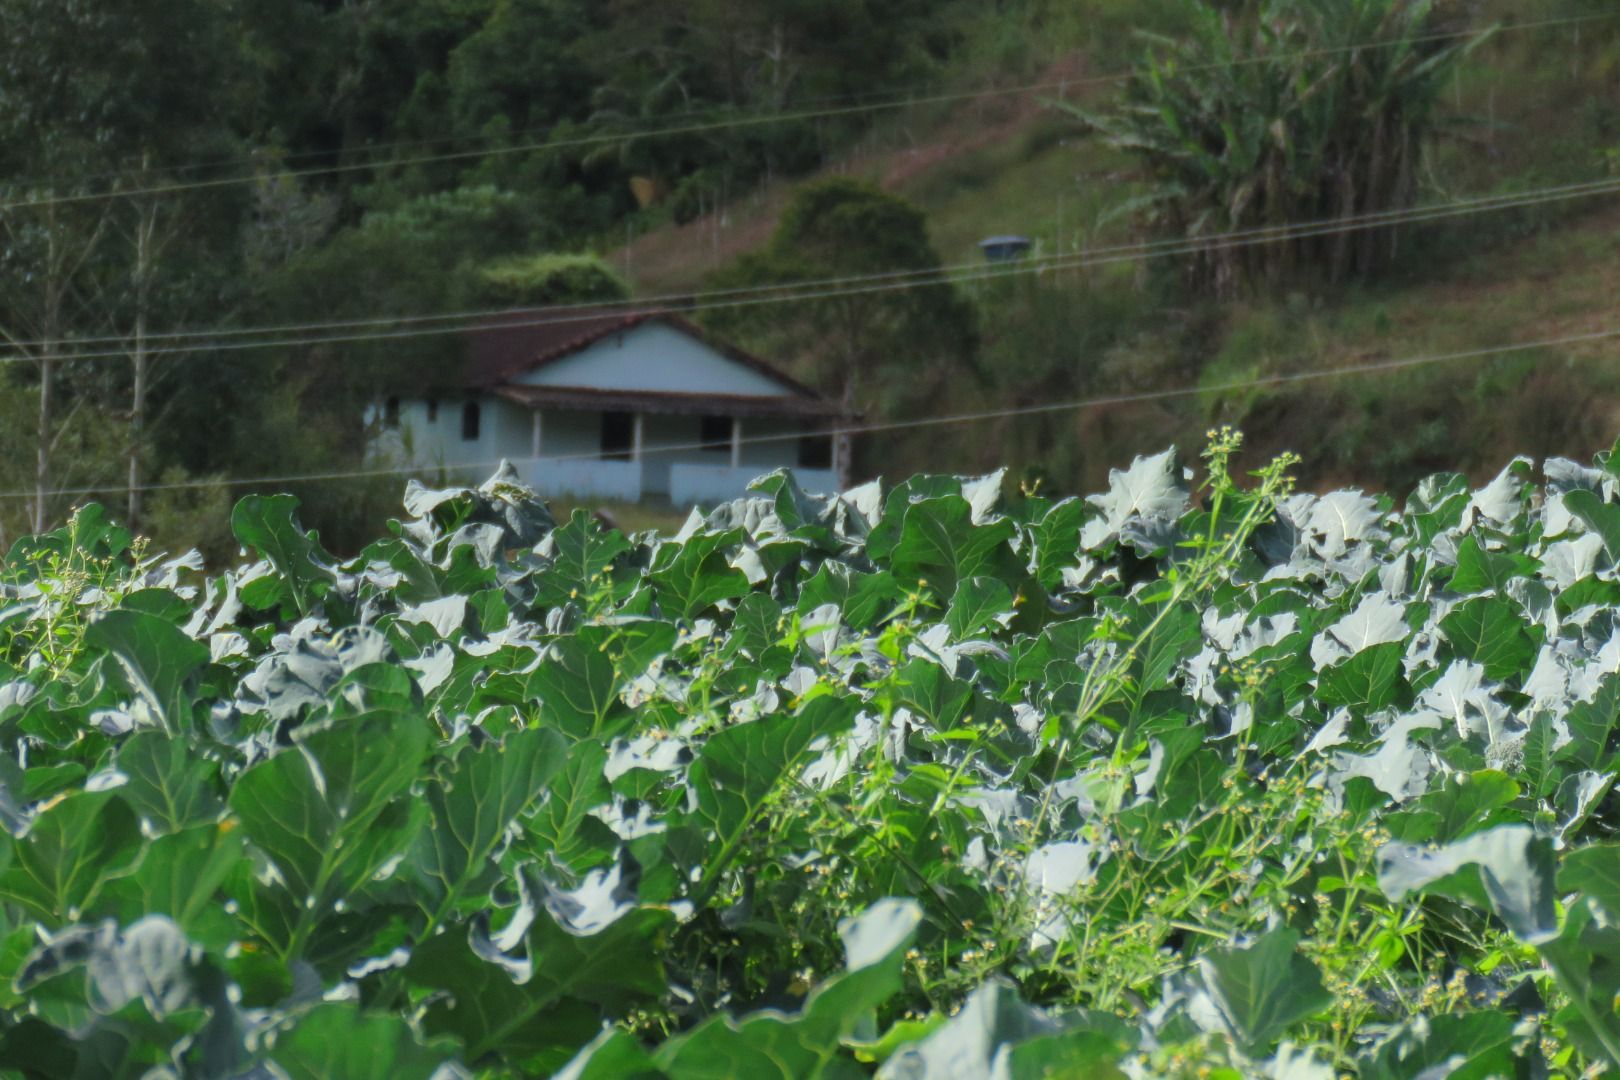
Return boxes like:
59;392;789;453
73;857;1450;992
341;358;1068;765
372;308;846;505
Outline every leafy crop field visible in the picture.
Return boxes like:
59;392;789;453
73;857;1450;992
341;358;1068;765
5;433;1620;1077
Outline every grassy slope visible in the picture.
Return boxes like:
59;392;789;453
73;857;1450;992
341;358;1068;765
606;4;1620;499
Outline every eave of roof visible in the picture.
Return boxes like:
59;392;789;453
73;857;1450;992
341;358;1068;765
492;383;849;420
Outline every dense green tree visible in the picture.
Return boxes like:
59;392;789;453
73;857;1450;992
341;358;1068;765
1063;0;1479;294
0;0;249;531
703;178;976;474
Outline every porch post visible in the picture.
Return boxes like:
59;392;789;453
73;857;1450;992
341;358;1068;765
830;424;846;490
530;410;542;459
729;417;742;469
631;413;644;462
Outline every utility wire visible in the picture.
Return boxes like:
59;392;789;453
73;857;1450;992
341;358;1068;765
4;174;1615;365
6;324;1617;502
1;10;1612;213
7;171;1618;355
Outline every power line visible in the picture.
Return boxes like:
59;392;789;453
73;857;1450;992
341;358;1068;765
1;10;1612;214
9;170;1618;355
6;324;1617;503
5;173;1615;365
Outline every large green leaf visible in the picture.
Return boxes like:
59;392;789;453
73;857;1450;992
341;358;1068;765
1377;825;1557;943
536;511;633;608
1358;1010;1521;1080
98;825;242;947
876;981;1065;1080
0;791;142;924
272;1003;456;1079
1566;489;1620;564
115;731;223;833
1437;597;1536;682
649;900;922;1079
528;626;628;738
1561;843;1620;920
888;495;1018;599
649;528;750;619
415;726;568;909
411;902;671;1069
231;494;337;615
1080;448;1188;551
1196;927;1332;1054
1316;641;1403;712
684;695;857;899
228;713;430;921
84;610;208;734
945;576;1014;640
526;740;617;872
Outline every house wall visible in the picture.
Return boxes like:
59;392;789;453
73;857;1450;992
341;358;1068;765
378;398;826;495
383;395;526;474
512;322;796;396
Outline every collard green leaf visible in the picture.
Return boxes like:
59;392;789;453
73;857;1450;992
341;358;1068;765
946;576;1014;640
529;629;623;739
272;1002;456;1080
0;791;141;923
1358;1010;1520;1080
1559;843;1620;921
416;726;568;909
888;495;1018;600
411;903;671;1067
85;610;208;735
1081;449;1188;551
1196;928;1332;1054
1385;770;1519;845
685;695;856;899
553;1029;664;1080
115;731;223;834
1535;899;1620;1066
537;511;633;608
797;564;901;631
228;713;429;919
1316;641;1403;713
1311;594;1408;668
527;740;617;872
1566;488;1620;565
1437;597;1536;682
1449;536;1535;594
1376;825;1556;943
231;494;337;615
877;980;1060;1080
653;900;922;1079
649;527;750;619
103;826;241;958
1025;497;1086;589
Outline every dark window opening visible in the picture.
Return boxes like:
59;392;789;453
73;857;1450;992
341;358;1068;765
461;400;482;441
799;433;833;470
383;396;400;429
700;415;731;452
426;397;438;422
601;411;633;460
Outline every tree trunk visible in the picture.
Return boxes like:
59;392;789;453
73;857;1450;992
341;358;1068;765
34;207;61;536
34;347;52;535
128;198;155;529
836;371;854;492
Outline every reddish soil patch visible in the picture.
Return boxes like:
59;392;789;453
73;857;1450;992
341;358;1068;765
608;53;1093;295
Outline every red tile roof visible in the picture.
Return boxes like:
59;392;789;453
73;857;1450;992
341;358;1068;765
460;307;829;405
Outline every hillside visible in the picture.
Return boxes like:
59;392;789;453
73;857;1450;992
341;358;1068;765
607;4;1620;498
